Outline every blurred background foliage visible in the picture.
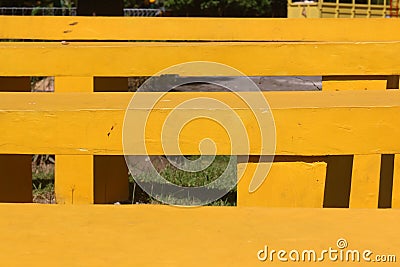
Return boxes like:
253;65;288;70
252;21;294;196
0;0;287;17
0;0;73;7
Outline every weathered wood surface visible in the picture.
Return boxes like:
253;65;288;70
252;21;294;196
1;16;400;41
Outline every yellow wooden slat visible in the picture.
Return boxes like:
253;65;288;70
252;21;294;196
2;42;400;76
237;162;327;207
0;204;399;266
322;77;388;91
392;155;400;208
2;16;400;41
349;154;381;208
54;76;93;92
1;91;400;155
4;90;400;111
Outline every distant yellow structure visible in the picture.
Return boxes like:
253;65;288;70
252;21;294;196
288;0;398;18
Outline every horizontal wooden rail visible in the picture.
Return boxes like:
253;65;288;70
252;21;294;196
1;91;400;155
0;204;399;266
1;16;400;41
1;42;400;76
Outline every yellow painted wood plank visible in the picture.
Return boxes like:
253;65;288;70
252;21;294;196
3;90;400;110
54;76;94;204
237;162;327;207
2;16;400;41
322;75;399;91
1;91;400;156
321;75;398;91
2;42;400;76
0;204;399;266
392;155;400;208
322;78;387;91
349;154;381;209
54;76;93;92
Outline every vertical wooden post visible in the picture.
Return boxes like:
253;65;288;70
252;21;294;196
54;77;94;204
93;77;129;204
79;0;129;204
388;77;399;207
53;0;129;204
0;77;32;203
387;75;400;89
349;154;381;208
392;155;400;208
54;77;129;204
55;155;94;204
237;160;327;207
322;76;389;208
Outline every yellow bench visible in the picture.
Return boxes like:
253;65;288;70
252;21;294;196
0;17;399;208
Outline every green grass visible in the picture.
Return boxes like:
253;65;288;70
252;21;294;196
132;156;236;189
129;155;237;206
